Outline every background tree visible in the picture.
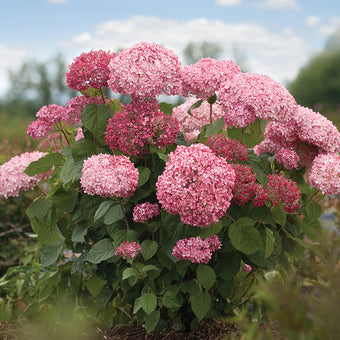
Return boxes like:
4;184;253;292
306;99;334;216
183;41;223;64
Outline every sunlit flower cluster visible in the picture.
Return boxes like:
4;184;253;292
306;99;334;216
275;147;300;170
80;153;139;198
156;144;235;227
115;241;142;260
108;42;182;98
133;202;160;223
0;151;50;198
66;49;116;91
172;235;221;264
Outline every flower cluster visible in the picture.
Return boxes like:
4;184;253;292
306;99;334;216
133;202;160;223
105;101;179;158
172;98;225;142
219;72;297;127
309;153;340;195
0;151;51;198
80;153;139;198
206;134;248;162
266;174;300;213
181;58;241;99
108;42;182;98
275;147;300;170
115;241;142;260
66;49;116;91
156;144;235;227
27;104;66;140
172;235;221;264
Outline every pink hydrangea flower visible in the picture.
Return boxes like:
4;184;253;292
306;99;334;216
218;72;297;126
115;241;142;260
133;202;160;223
263;121;299;149
108;42;182;98
27;104;66;140
64;95;106;125
275;147;299;170
253;184;267;208
0;151;51;198
309;153;340;195
293;106;340;154
266;174;300;213
105;101;179;158
206;134;248;162
156;144;235;227
75;127;84;141
231;164;258;206
253;139;281;156
181;58;241;100
172;235;221;264
172;98;225;142
80;153;139;198
66;49;116;91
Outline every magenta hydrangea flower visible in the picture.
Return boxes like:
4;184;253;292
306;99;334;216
115;241;142;260
309;153;340;195
27;104;66;140
0;151;51;198
63;95;106;125
218;72;297;126
66;49;116;91
80;153;139;198
156;144;235;227
181;58;241;100
133;202;160;223
105;100;179;158
108;42;182;98
253;184;267;208
172;235;221;264
266;174;300;213
172;98;225;142
206;134;248;162
293;106;340;154
275;147;299;170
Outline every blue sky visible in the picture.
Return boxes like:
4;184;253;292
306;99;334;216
1;0;340;95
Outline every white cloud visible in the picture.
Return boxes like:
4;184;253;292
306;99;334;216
0;45;28;95
319;17;340;35
305;16;321;28
253;0;300;11
215;0;242;6
46;0;67;4
64;15;310;84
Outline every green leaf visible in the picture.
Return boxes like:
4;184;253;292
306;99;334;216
305;201;322;221
145;310;160;333
94;201;114;222
228;217;263;254
159;102;173;115
163;290;182;309
271;205;286;226
81;103;112;145
156;152;169;163
59;147;83;184
113;229;139;248
103;204;124;225
40;241;63;267
85;275;105;297
205;117;225;137
141;265;159;274
141;240;158;261
71;225;88;244
196;265;216;290
137;167;151;188
265;228;275;259
86;239;115;264
187;99;203;115
199;221;224;238
122;267;139;280
108;98;122;113
24;152;63;176
191;292;211;321
141;293;157;315
214;252;241;281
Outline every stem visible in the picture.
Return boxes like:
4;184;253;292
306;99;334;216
231;270;255;303
256;204;273;228
119;201;130;230
240;127;246;143
296;190;319;215
56;121;70;146
209;103;213;125
100;87;106;103
132;262;151;293
36;184;48;196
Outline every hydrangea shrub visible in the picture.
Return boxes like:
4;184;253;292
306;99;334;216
1;41;339;332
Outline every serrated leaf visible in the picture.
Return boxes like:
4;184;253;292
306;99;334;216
108;98;122;113
159;102;173;116
157;152;169;163
25;153;63;176
72;225;88;244
271;205;286;226
196;265;216;290
141;240;158;261
191;292;211;320
94;201;114;222
214;252;241;281
228;217;263;254
141;265;159;274
205;117;225;137
103;204;124;225
40;241;63;267
145;310;160;333
163;290;182;309
137;167;151;188
141;293;157;315
265;228;275;258
86;239;115;264
85;275;105;297
306;201;322;221
122;267;138;280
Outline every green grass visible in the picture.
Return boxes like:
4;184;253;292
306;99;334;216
0;112;33;141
